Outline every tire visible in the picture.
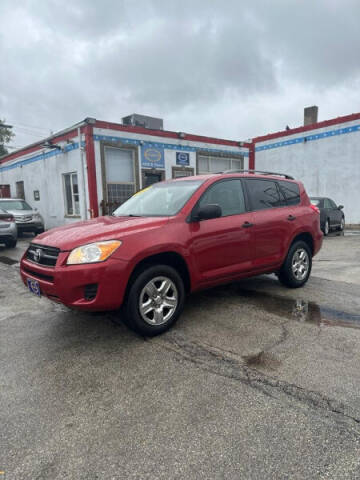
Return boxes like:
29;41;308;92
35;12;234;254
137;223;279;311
5;238;17;248
278;240;312;288
338;217;345;231
323;219;330;236
123;264;185;337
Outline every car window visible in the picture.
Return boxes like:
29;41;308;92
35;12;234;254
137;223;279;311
279;180;300;206
198;179;246;217
328;199;337;209
0;200;32;210
245;179;282;210
324;198;332;209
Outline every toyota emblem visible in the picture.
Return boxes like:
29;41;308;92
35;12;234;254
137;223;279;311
34;248;42;263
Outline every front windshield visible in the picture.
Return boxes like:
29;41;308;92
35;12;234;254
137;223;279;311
113;180;204;217
0;200;32;210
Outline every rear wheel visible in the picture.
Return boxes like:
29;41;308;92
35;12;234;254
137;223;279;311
123;264;185;336
278;240;312;288
338;217;345;231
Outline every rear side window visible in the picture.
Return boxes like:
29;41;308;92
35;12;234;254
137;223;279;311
245;179;282;210
198;179;246;217
279;181;300;206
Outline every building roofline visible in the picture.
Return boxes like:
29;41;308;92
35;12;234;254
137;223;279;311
0;117;249;165
0;120;87;164
93;119;248;147
253;112;360;143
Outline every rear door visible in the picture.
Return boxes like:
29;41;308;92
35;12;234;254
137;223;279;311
189;178;255;283
244;178;298;268
327;198;342;227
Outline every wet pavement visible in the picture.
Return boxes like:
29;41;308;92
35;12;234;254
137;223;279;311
1;231;360;479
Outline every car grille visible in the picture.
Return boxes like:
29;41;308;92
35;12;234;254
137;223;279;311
26;243;60;267
15;215;33;222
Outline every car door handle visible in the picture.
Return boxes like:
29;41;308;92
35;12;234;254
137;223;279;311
287;215;296;221
242;221;254;228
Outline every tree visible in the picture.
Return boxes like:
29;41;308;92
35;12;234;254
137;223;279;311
0;119;15;156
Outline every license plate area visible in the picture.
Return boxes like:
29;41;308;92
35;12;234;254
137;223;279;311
27;278;41;296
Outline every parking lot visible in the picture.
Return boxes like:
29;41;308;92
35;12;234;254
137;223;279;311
1;231;360;479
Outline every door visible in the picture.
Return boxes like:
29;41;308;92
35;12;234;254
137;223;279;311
189;179;254;283
324;198;342;227
142;170;165;187
16;181;25;199
102;147;139;214
244;178;296;268
0;184;10;198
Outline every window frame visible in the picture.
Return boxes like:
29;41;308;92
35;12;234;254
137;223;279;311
190;178;248;221
63;172;80;217
243;178;286;212
196;151;244;175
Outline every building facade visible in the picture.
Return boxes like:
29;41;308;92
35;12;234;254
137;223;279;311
252;112;360;225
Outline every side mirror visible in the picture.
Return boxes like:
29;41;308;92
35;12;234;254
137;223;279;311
338;205;344;210
193;204;222;221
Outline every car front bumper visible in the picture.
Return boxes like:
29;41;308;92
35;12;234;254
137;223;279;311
20;254;131;311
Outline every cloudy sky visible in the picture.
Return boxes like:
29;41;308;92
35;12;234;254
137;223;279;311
1;0;360;149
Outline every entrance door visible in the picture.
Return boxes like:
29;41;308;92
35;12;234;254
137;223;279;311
16;181;25;199
0;184;10;198
142;170;165;187
102;147;139;214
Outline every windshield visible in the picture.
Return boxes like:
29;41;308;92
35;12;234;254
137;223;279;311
113;180;204;217
0;200;33;211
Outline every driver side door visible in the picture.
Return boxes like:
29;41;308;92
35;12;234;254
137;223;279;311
188;179;255;286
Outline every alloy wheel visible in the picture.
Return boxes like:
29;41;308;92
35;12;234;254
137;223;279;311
292;248;309;281
139;276;178;326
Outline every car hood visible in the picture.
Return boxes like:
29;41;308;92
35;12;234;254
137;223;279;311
33;215;170;251
5;209;36;217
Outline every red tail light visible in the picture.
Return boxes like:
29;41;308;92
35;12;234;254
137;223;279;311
310;204;320;214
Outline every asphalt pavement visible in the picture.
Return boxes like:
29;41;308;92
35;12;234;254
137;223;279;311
1;231;360;479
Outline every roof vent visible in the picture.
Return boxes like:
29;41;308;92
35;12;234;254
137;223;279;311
122;114;163;130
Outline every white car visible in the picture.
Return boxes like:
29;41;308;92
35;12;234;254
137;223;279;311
0;198;44;236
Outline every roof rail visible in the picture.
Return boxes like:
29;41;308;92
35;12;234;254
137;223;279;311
220;169;295;180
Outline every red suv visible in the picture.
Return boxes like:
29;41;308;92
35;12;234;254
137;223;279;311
20;171;322;336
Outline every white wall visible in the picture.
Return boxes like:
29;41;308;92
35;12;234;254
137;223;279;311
0;136;88;229
254;120;360;224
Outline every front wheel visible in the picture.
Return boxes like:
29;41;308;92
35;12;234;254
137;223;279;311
323;219;330;236
278;241;312;288
338;217;345;231
123;264;185;336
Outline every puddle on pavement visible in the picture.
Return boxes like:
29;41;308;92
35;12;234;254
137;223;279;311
236;289;360;330
0;256;18;266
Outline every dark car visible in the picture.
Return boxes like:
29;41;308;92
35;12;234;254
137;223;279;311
310;197;345;235
21;171;323;337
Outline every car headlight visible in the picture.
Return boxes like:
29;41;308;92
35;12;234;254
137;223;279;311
67;240;122;265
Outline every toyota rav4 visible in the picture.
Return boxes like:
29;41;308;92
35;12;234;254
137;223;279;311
20;171;323;336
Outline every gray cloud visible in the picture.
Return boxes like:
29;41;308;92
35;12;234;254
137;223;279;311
0;0;359;147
